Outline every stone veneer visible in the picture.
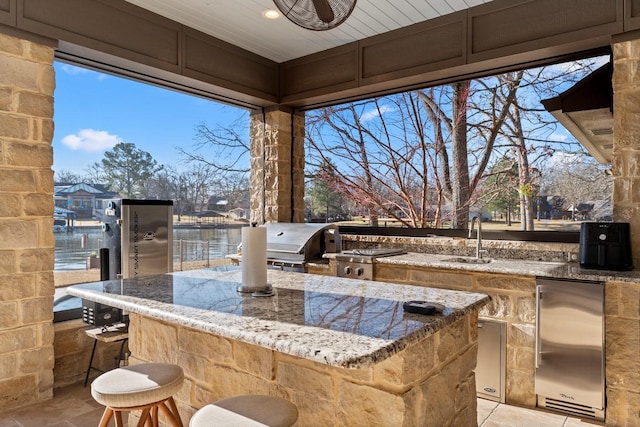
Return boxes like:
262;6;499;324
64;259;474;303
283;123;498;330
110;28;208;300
249;108;305;224
325;254;639;426
128;311;480;427
338;233;640;424
0;32;56;411
373;263;536;408
610;38;640;426
613;39;640;271
340;233;579;263
53;319;126;388
604;280;640;425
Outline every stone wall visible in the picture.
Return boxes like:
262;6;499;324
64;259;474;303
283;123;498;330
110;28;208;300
340;233;579;263
610;37;640;427
129;312;480;427
249;108;305;224
604;280;640;426
0;32;56;411
613;39;640;271
372;261;639;426
53;319;128;388
374;263;536;407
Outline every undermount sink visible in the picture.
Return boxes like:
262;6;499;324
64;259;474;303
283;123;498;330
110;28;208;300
442;257;492;264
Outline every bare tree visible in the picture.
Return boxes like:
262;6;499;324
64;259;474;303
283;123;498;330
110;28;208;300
486;60;603;229
177;113;250;175
209;172;249;210
549;155;612;220
180;163;216;213
83;162;106;185
54;169;82;183
306;93;439;228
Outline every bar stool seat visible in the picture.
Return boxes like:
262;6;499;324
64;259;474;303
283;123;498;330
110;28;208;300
91;362;184;427
190;395;298;427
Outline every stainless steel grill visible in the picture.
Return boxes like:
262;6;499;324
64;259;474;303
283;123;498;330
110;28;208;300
335;248;405;280
263;223;341;270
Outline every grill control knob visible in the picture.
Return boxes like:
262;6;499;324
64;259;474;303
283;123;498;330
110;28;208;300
355;267;364;277
343;266;352;276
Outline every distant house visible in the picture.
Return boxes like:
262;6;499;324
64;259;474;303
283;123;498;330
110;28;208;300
228;207;249;220
206;196;228;212
54;182;119;219
53;206;76;232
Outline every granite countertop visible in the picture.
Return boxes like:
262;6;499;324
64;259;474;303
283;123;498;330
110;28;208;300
374;252;640;283
68;268;489;369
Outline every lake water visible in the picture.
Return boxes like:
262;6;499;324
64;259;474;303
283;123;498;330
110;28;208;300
55;227;242;271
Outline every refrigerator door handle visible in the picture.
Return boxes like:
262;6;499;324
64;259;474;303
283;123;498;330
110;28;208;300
535;284;542;369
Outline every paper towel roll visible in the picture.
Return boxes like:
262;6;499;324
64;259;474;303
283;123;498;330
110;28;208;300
240;225;268;292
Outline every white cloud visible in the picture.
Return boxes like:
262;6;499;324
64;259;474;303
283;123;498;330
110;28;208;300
360;104;395;122
59;64;108;80
61;129;119;152
59;64;91;76
549;132;568;142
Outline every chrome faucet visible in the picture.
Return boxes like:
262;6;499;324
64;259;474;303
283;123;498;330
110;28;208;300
469;216;487;259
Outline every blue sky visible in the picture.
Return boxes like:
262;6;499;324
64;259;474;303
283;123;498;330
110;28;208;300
52;62;247;176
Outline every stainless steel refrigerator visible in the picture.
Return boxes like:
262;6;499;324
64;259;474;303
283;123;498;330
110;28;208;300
120;199;173;278
535;277;605;420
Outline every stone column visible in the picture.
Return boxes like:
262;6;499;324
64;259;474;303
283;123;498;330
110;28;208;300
249;107;305;223
612;39;640;266
0;31;56;410
608;38;640;426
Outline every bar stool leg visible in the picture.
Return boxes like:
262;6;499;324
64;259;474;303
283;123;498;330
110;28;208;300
116;338;127;367
163;397;182;426
136;407;151;427
114;410;124;427
84;339;98;387
158;397;182;427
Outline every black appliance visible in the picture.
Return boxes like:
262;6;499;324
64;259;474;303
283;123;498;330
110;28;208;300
82;299;123;327
579;222;633;270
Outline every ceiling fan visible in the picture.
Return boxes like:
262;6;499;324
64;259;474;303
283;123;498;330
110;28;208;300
272;0;357;31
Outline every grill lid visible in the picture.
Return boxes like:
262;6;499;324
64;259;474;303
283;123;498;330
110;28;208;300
258;222;340;263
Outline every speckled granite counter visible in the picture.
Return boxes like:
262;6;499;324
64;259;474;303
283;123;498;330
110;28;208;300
68;268;489;368
69;268;490;426
369;252;640;283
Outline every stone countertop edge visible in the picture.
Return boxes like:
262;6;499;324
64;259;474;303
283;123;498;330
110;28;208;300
367;253;640;283
67;269;489;369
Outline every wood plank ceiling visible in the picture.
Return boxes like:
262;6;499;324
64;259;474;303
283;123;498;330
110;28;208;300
125;0;493;63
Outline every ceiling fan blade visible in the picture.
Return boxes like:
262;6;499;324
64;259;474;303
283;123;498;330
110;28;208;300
311;0;334;23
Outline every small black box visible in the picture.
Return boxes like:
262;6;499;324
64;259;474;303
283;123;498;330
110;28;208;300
82;300;122;327
579;222;633;271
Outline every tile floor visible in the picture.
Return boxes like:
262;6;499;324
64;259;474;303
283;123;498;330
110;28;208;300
477;398;603;427
0;383;604;427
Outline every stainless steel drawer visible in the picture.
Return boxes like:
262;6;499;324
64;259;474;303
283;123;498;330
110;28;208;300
476;318;506;403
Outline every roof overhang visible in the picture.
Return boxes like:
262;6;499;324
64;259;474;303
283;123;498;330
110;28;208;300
541;63;613;164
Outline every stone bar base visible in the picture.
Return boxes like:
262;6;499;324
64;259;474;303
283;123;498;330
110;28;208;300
375;263;536;408
128;311;480;427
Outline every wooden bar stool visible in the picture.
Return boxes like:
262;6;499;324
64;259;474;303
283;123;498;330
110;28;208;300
91;362;184;427
190;395;298;427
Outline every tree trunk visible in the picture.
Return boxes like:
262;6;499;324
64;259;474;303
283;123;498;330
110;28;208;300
450;81;471;229
507;91;535;231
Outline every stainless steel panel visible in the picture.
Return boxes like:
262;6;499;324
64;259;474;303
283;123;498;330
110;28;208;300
336;260;372;280
264;223;339;259
535;278;604;414
121;201;173;278
476;319;505;403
